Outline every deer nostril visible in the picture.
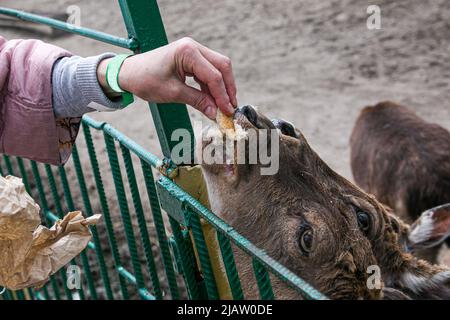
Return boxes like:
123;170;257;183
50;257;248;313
272;119;297;137
237;105;258;126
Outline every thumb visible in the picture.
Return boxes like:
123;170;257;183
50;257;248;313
175;84;217;120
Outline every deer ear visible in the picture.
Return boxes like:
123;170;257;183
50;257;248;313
408;204;450;250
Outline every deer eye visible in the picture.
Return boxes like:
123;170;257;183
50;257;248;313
298;227;313;255
356;210;371;233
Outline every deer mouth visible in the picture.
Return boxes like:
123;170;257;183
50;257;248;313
199;105;259;151
196;104;279;178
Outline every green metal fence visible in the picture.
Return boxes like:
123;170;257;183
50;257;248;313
0;1;326;300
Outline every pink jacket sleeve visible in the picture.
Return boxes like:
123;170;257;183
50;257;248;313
0;36;81;165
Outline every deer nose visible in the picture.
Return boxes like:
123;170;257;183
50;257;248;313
236;105;258;126
271;119;297;137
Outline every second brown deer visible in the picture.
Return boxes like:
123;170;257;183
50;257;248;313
350;101;450;263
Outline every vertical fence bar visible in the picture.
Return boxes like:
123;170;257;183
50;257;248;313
120;145;162;299
52;157;98;300
168;217;202;299
29;161;62;300
58;166;87;300
252;259;275;300
103;133;146;294
44;164;73;300
217;233;244;300
57;165;93;300
45;165;64;215
3;289;12;300
40;287;51;300
16;156;33;301
82;123;129;299
17;155;35;304
25;288;34;300
58;167;75;210
29;161;49;215
190;214;219;299
71;145;114;300
15;290;25;300
140;160;180;299
17;158;31;194
3;154;13;175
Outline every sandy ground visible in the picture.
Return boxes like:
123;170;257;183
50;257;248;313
1;0;450;296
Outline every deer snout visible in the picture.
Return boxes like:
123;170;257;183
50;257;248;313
271;119;299;138
235;105;258;126
235;105;276;130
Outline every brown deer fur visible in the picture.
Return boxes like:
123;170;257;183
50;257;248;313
198;105;450;300
350;101;450;263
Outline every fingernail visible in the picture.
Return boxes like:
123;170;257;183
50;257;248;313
205;106;216;119
227;103;235;114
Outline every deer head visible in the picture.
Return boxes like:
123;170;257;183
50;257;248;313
197;105;450;299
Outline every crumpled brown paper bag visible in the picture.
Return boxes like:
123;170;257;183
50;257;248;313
0;175;100;290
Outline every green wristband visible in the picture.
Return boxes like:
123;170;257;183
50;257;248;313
106;54;134;106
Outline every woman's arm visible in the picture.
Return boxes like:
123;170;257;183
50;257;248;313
0;36;74;165
53;37;238;120
0;36;237;165
52;53;125;118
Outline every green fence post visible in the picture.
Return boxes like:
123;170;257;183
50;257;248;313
118;0;194;160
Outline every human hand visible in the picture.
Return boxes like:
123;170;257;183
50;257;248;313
97;37;237;120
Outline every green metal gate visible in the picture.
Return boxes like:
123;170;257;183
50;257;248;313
0;1;326;300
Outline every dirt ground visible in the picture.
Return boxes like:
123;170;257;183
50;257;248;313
1;0;450;294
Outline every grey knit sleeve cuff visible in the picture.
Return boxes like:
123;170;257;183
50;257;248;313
52;52;127;118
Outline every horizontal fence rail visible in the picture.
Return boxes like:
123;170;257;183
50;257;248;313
0;7;138;49
0;2;327;301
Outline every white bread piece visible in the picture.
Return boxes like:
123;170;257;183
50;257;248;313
216;109;236;140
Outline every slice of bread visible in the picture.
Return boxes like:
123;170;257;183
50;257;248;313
216;109;236;139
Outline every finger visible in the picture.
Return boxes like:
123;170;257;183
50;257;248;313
185;49;234;116
173;83;217;120
195;77;224;120
197;45;238;108
194;76;212;96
